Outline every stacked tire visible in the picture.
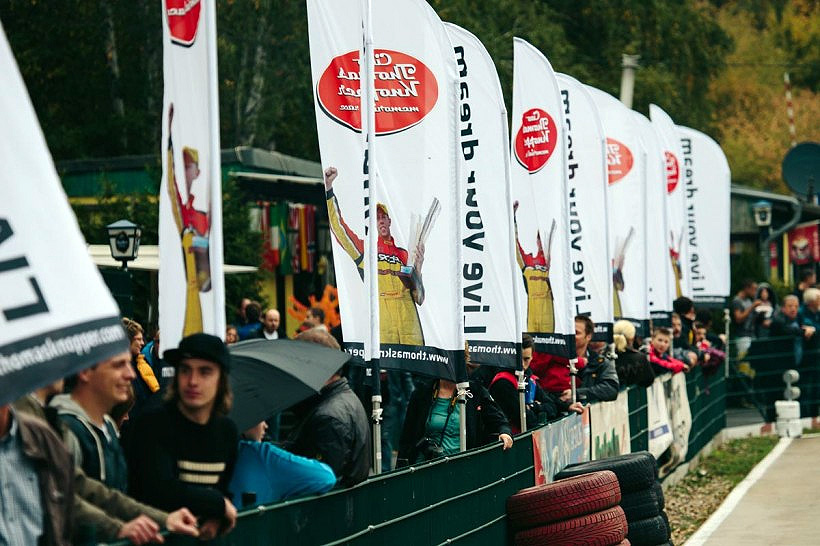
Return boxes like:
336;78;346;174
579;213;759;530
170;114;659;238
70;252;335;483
507;470;629;545
554;452;672;546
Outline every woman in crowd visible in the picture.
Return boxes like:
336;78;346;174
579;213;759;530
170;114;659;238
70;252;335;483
396;373;513;467
612;320;655;388
122;318;161;419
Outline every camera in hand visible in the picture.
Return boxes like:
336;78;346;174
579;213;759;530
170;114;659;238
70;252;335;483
416;436;444;460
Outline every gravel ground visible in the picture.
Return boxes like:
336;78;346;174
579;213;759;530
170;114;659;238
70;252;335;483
663;436;779;545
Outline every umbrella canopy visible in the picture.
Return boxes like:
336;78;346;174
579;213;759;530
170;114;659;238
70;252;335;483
227;338;351;432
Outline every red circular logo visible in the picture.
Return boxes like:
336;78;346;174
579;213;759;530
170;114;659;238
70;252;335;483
664;151;680;193
605;138;634;185
513;108;558;173
317;50;438;135
165;0;202;46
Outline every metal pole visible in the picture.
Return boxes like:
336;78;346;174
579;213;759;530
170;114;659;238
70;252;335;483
363;0;382;474
515;369;527;433
456;381;469;451
619;54;640;109
723;308;731;379
569;359;578;403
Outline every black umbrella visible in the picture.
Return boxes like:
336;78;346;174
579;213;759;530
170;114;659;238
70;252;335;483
227;338;351;432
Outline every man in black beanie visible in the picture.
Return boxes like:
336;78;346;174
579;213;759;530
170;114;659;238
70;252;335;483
125;333;238;541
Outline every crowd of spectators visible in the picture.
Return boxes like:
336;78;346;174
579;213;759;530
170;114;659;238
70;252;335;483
5;275;817;544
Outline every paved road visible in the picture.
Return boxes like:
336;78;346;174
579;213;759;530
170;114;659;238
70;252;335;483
689;435;820;545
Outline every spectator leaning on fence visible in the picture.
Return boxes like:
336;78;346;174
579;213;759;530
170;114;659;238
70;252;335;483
489;334;583;433
229;420;337;509
612;320;655;388
125;333;239;541
770;295;813;366
49;351;134;492
14;387;200;545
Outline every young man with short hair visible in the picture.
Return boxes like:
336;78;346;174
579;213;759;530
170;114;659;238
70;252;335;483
50;351;135;492
125;333;239;541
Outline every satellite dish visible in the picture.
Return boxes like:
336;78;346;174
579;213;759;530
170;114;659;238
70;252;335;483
783;141;820;198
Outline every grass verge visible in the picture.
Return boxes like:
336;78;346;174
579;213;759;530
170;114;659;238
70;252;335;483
665;435;779;544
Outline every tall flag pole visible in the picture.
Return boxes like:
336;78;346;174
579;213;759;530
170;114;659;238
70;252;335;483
0;22;129;405
587;86;650;336
308;0;464;467
556;74;614;342
650;104;690;300
159;0;225;352
678;126;731;305
511;38;575;359
633;112;673;325
444;23;522;436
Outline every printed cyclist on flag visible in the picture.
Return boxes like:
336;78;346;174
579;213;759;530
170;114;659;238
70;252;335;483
513;200;555;333
166;103;212;336
324;166;440;345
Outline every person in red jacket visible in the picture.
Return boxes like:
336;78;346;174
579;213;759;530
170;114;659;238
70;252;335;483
648;327;689;374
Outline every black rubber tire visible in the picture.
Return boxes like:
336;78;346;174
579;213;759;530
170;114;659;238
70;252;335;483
654;481;665;510
625;514;668;546
660;510;671;539
514;506;627;546
555;452;658;493
507;471;621;531
619;485;661;521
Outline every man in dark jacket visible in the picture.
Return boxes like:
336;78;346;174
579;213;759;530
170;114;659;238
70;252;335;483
284;328;372;486
126;333;239;541
0;404;74;546
574;316;620;403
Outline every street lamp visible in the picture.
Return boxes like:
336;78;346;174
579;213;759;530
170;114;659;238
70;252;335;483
751;200;773;279
106;219;141;270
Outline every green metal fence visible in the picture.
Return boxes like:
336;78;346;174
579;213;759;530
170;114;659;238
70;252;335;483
136;433;535;546
727;335;820;421
111;369;735;545
684;366;727;461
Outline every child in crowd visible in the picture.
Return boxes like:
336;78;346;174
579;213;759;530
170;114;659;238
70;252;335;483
648;327;688;375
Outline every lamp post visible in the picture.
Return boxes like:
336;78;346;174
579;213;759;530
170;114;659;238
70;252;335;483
751;200;773;279
105;219;141;270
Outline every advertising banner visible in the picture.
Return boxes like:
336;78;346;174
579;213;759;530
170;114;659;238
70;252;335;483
589;389;631;460
650;104;690;299
633;112;673;322
444;23;520;368
665;372;692;470
587;86;649;335
511;38;574;357
647;377;674;457
556;74;613;341
678;126;731;305
308;0;464;379
159;0;225;353
0;24;128;405
532;410;588;485
788;221;820;265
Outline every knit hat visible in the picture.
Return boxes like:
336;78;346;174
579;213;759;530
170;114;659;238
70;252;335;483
164;333;230;372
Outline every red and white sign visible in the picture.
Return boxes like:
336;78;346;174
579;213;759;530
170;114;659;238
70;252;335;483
514;108;558;174
317;49;438;135
587;86;649;329
788;222;820;265
664;151;679;193
510;38;574;357
159;0;225;353
606;137;634;185
165;0;202;47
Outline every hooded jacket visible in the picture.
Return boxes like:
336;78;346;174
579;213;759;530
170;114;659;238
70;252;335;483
50;394;129;492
